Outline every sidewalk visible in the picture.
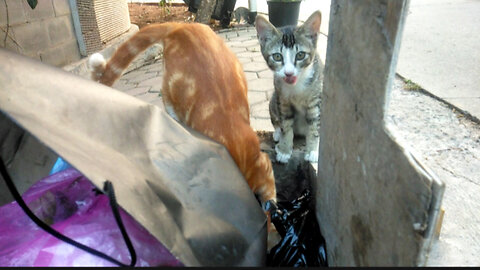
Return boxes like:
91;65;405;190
397;0;480;122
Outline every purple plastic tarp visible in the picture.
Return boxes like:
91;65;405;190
0;168;183;267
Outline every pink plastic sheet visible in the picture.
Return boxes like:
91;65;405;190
0;168;183;267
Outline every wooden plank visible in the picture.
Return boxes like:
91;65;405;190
315;0;445;266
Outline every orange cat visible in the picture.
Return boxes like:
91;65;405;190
88;22;276;204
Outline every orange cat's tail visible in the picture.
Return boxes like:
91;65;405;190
88;23;178;86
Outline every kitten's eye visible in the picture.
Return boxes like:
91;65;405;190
296;52;306;61
272;53;283;62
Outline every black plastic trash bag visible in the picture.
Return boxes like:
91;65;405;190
265;162;328;267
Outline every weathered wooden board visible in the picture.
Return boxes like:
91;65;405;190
315;0;445;266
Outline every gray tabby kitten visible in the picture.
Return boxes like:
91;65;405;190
255;11;323;164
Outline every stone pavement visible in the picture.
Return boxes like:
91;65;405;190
397;0;480;122
111;25;328;134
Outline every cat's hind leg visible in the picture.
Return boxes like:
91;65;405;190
273;127;282;142
304;148;318;163
269;91;284;143
304;97;321;163
275;143;293;163
304;125;319;163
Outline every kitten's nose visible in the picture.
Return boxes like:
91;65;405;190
283;73;297;84
285;71;294;77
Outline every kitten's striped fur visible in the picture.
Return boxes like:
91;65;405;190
88;22;276;203
256;11;323;164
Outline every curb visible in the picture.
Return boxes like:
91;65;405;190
396;73;480;125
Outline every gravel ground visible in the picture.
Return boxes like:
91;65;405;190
386;76;480;266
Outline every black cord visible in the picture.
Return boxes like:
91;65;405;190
0;156;136;267
104;180;137;267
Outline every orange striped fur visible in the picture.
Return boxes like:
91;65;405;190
89;22;276;203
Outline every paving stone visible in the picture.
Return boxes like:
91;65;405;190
121;70;156;84
125;71;158;85
217;33;229;41
247;90;267;106
135;57;162;72
125;86;151;97
118;78;129;84
236;28;256;37
243;61;269;73
229;46;247;54
149;85;162;93
228;35;252;42
250;117;274;132
232;26;249;32
230;39;259;49
244;71;258;81
240;39;259;47
248;78;273;91
217;28;232;33
137;92;162;103
233;31;248;38
143;71;160;78
113;79;137;91
144;61;164;73
252;57;267;65
237;56;253;65
246;45;261;53
137;76;163;88
120;70;145;82
258;69;274;79
225;32;239;39
235;50;260;58
227;41;244;48
250;100;270;118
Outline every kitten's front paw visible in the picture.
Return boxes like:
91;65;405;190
273;128;281;142
304;150;318;163
275;144;292;163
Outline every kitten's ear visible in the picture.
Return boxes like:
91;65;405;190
300;10;322;36
255;14;279;44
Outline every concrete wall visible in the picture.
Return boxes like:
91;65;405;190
0;0;81;67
